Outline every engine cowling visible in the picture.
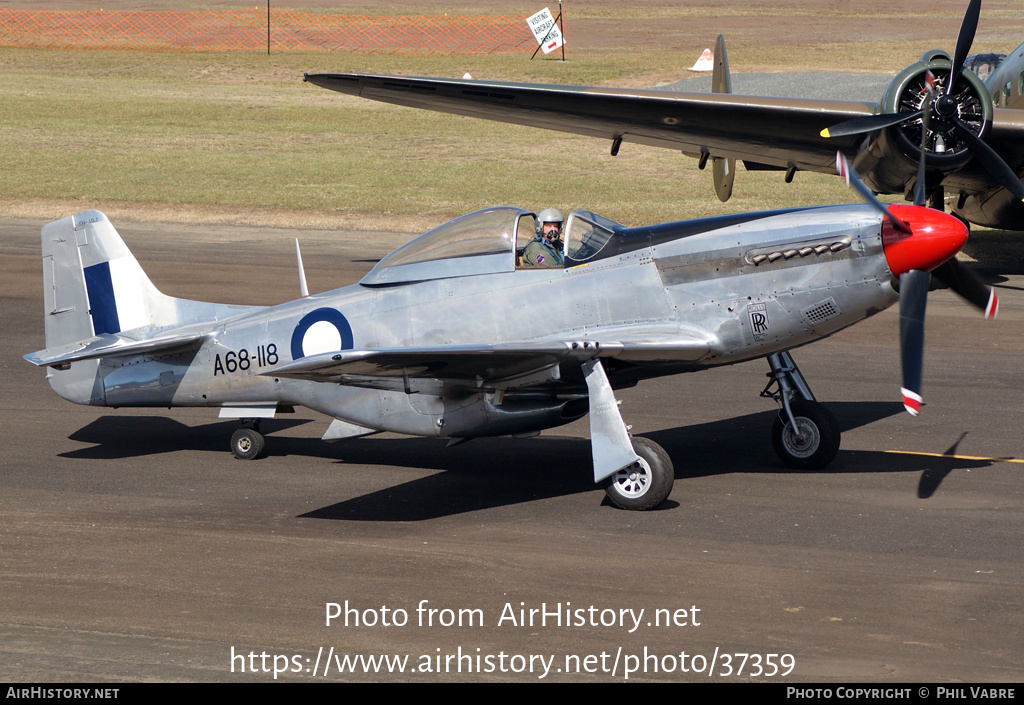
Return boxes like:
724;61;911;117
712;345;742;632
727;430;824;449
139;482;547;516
880;50;993;171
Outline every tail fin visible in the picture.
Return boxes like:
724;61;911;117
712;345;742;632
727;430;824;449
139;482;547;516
42;210;179;349
35;210;256;406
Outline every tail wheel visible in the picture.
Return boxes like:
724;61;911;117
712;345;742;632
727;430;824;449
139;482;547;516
771;401;841;470
603;437;674;511
231;427;265;460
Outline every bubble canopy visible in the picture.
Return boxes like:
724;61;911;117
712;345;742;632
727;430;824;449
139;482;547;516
360;207;531;286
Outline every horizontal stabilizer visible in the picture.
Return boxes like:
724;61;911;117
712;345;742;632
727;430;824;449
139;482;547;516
24;329;207;368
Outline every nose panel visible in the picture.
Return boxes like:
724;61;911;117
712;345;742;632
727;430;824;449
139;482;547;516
882;204;969;276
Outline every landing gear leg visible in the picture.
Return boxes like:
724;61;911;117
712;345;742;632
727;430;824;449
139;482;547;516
761;351;840;470
582;357;674;510
230;420;265;460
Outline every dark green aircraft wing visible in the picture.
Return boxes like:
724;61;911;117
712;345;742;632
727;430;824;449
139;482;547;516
304;72;877;175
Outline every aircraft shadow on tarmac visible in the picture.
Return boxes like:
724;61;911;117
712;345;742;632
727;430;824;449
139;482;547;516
63;416;316;458
62;401;995;520
964;231;1024;276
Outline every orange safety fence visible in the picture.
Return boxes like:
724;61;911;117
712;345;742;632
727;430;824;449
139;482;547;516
0;8;558;55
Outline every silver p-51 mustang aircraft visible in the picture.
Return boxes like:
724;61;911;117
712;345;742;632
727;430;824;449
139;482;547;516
24;158;995;510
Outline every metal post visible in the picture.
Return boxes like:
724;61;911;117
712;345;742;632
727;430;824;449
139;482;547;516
267;1;270;55
559;1;565;61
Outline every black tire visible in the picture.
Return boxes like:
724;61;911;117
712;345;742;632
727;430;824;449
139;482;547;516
603;437;674;510
231;427;264;460
772;400;840;470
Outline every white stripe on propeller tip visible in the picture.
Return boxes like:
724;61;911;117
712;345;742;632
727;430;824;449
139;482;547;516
901;388;923;416
836;151;851;186
985;290;999;320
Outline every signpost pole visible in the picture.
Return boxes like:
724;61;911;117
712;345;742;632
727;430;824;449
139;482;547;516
559;2;565;61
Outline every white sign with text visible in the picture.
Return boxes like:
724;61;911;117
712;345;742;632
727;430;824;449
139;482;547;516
527;7;564;54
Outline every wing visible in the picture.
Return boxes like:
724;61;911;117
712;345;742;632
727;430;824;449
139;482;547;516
265;329;717;392
304;72;876;175
268;342;576;391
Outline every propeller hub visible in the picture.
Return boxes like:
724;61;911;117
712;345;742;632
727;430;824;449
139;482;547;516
881;204;968;276
934;93;957;119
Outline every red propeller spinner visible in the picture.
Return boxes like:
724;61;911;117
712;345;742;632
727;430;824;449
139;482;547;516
881;204;968;277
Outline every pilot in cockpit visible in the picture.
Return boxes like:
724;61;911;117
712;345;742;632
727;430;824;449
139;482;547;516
521;208;565;268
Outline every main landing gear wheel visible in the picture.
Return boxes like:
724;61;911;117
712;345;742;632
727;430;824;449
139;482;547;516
772;400;840;470
231;427;265;460
603;437;674;511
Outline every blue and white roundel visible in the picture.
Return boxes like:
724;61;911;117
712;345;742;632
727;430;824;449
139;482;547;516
290;308;354;361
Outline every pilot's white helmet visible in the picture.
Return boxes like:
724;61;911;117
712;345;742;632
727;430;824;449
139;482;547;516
536;208;564;237
538;208;563;225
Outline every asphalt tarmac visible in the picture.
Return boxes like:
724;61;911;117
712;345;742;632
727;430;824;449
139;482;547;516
2;216;1023;682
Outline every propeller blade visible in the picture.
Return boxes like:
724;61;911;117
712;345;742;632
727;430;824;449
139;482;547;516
898;268;931;415
821;109;923;139
953;119;1024;202
931;258;999;318
913;75;935;207
836;152;911;234
947;0;982;97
